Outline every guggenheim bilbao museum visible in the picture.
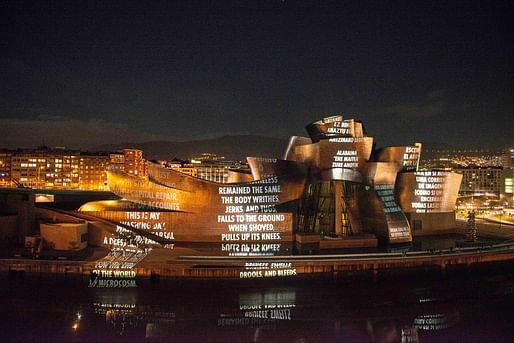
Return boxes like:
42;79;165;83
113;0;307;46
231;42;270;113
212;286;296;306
79;115;462;250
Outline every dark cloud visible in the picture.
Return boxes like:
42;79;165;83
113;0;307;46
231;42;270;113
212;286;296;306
380;91;448;119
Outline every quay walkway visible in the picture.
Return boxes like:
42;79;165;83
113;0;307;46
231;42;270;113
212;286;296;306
2;241;514;281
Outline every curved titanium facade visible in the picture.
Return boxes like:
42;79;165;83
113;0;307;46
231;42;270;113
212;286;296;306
80;115;462;247
285;116;413;243
85;163;304;243
305;116;365;142
395;171;463;213
374;144;422;172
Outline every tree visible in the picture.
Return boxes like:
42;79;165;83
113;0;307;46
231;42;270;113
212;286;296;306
466;211;478;242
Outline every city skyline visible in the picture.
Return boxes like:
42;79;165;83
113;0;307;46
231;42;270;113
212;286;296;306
1;1;512;149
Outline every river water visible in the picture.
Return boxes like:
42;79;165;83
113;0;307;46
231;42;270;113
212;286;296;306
1;267;513;342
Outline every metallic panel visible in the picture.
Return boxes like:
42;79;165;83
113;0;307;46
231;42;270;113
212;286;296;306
318;168;363;183
101;163;308;243
107;168;189;212
293;142;320;166
86;116;458;247
395;171;463;213
78;209;295;243
306;116;364;142
147;162;198;192
247;157;308;180
363;162;402;185
374;143;422;172
353;121;365;138
318;137;374;172
283;136;312;161
358;184;412;243
226;170;254;183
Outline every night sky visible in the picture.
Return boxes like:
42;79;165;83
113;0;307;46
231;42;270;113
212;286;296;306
1;0;512;150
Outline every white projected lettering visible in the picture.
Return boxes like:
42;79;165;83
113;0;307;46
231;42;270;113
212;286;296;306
219;185;281;213
389;226;411;239
413;313;460;331
328;137;365;143
239;262;297;279
331;148;359;169
411;171;447;213
90;224;158;288
119;212;175;240
327;122;351;135
218;291;296;327
221;243;281;257
402;146;420;170
109;182;181;211
244;308;292;320
217;176;289;249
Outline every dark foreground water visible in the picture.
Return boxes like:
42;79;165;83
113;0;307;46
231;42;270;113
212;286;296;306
1;268;514;343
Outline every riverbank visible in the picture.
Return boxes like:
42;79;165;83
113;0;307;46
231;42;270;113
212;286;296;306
2;241;514;282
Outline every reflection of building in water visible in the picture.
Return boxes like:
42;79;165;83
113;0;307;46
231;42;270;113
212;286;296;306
239;289;296;310
89;224;160;288
413;312;460;331
79;115;463;250
93;302;176;337
401;326;419;343
218;289;296;328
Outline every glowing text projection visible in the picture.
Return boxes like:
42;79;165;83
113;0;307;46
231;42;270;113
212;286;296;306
401;145;421;171
221;242;282;257
239;262;297;279
218;290;296;327
319;137;373;171
411;171;447;213
217;177;292;243
119;211;174;240
108;171;182;211
90;226;158;288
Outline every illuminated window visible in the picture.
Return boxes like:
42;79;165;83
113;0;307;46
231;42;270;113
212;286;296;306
506;178;513;194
